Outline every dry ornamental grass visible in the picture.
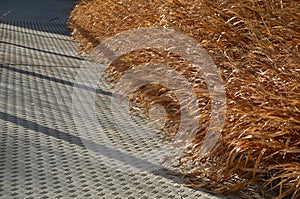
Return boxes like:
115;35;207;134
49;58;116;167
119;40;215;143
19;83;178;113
69;0;300;198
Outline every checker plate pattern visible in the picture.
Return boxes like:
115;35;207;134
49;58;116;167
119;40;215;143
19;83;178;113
0;0;258;198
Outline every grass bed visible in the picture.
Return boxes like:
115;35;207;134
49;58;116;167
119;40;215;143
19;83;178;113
69;1;300;198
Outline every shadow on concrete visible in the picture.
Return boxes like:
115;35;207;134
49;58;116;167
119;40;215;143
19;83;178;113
0;110;184;185
0;64;113;97
0;0;76;35
1;41;83;61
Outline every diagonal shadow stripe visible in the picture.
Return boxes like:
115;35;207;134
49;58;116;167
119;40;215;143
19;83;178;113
0;64;112;96
0;25;71;42
0;110;181;181
1;41;84;61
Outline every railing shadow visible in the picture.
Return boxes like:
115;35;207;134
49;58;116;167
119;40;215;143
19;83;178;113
0;64;113;97
0;0;76;35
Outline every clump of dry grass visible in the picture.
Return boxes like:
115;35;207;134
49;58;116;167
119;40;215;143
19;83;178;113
69;0;300;198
